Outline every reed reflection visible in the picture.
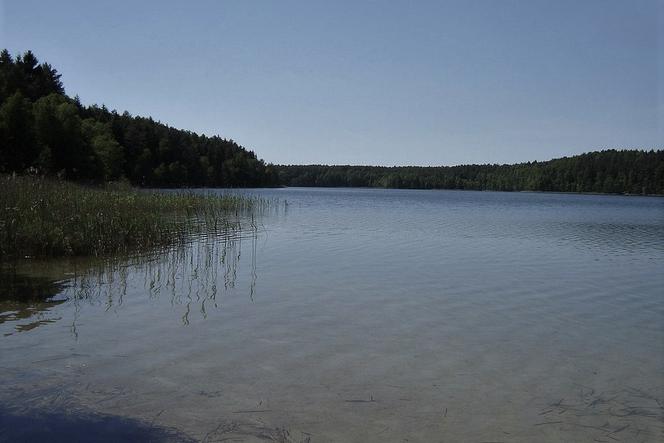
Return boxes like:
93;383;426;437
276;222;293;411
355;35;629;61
0;271;69;336
1;218;264;336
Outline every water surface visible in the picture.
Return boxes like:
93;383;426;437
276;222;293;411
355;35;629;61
1;188;663;442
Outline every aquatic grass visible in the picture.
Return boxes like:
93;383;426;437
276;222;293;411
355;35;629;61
0;174;266;260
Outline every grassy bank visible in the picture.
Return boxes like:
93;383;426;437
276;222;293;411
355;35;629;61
0;175;260;260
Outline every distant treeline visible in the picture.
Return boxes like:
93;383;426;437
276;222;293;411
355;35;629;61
278;149;664;195
2;51;662;194
0;50;279;187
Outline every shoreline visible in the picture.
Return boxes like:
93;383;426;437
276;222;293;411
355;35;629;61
273;185;664;197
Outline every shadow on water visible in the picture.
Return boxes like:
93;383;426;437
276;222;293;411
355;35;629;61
0;271;70;337
0;406;195;443
0;271;69;301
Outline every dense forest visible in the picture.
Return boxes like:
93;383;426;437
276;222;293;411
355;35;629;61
1;50;662;194
279;149;664;195
0;50;279;187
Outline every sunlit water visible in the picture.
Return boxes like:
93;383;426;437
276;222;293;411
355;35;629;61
1;188;663;442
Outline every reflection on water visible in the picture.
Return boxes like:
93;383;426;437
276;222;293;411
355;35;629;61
0;270;69;301
0;271;69;337
1;226;261;335
0;300;65;337
1;189;663;442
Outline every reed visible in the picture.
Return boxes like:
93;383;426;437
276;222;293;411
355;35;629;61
0;174;264;260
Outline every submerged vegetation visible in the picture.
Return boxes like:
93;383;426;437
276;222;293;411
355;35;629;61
0;174;262;260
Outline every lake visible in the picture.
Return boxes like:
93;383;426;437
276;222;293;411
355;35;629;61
1;188;663;442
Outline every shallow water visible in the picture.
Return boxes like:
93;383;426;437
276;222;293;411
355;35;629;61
1;188;663;442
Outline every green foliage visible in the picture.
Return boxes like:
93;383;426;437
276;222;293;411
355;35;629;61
0;92;35;171
32;93;95;178
278;150;664;195
82;119;124;180
0;174;264;260
1;50;661;194
0;50;279;187
0;49;64;102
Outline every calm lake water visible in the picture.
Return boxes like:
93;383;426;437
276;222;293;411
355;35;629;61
1;188;663;442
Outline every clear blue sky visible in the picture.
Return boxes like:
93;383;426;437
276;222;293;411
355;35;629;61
1;0;662;166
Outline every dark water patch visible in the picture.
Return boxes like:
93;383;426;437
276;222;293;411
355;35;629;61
0;269;68;302
0;269;68;336
0;406;195;443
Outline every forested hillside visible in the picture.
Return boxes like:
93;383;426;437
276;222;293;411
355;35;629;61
2;50;661;194
279;150;664;195
0;50;279;187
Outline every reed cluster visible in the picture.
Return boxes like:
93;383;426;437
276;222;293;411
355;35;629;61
0;174;263;260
